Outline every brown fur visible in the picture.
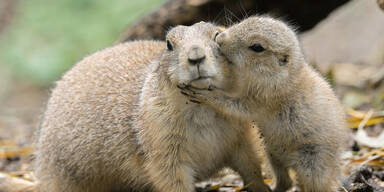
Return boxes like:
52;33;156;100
2;22;271;192
183;16;347;192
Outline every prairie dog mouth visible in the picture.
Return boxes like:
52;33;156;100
193;76;210;81
189;76;212;89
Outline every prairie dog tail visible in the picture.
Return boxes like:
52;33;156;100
0;173;36;192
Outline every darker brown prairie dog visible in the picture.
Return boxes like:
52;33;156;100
31;22;271;192
183;16;347;192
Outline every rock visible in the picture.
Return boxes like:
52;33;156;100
119;0;349;41
0;0;17;35
300;0;384;74
0;173;36;192
378;0;384;11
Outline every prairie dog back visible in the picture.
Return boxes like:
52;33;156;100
35;41;165;192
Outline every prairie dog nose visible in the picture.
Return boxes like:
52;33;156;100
215;32;226;46
188;45;206;65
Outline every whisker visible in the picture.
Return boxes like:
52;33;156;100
213;8;225;25
223;7;233;26
238;0;249;19
224;7;241;23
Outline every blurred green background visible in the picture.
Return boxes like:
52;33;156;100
0;0;166;86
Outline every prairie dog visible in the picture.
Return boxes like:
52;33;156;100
32;22;271;192
183;17;347;192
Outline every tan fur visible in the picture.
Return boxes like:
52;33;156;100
5;22;272;192
184;16;347;192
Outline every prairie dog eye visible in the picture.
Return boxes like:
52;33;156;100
249;44;265;53
166;40;173;51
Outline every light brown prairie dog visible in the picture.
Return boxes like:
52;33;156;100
24;22;272;192
183;16;347;192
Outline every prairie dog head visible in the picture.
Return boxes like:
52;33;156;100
161;22;238;95
216;16;304;97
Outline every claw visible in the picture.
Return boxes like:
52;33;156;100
189;100;201;104
180;91;189;96
181;91;197;99
185;87;196;94
177;85;185;90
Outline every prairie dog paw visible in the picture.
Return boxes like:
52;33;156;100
177;84;215;104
